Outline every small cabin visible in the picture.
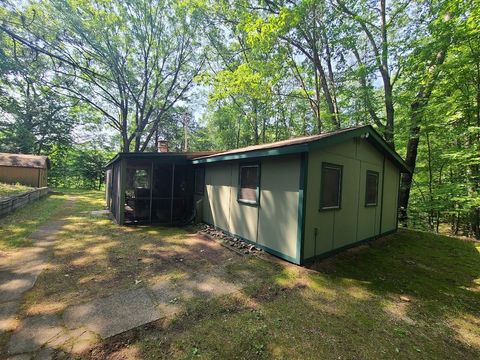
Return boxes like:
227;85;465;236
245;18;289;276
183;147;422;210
0;153;50;187
106;125;410;264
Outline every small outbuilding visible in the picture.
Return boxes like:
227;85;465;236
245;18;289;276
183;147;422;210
0;153;50;187
106;125;410;264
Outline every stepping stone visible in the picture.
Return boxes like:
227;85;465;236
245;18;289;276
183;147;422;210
8;314;64;355
63;288;160;339
148;279;182;317
0;273;38;303
0;248;48;272
0;301;18;331
90;210;110;217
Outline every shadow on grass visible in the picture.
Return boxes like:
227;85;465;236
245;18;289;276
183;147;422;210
309;230;480;313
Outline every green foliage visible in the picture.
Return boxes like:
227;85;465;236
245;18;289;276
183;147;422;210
48;144;114;190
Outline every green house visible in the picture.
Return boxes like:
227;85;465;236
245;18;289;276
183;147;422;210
106;125;410;265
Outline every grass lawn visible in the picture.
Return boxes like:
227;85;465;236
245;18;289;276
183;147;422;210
0;189;479;359
0;182;33;198
0;192;65;249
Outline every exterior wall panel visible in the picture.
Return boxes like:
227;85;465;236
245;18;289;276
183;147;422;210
257;155;300;260
357;161;383;240
381;159;400;232
203;163;233;232
304;138;398;261
228;163;258;242
202;155;301;262
0;166;45;187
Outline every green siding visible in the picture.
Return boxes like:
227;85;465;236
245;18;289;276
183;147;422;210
257;155;300;260
357;161;383;240
203;163;233;231
229;164;259;241
202;155;301;262
304;138;398;260
381;159;400;232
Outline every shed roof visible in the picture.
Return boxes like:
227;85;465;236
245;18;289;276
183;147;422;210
191;125;410;173
0;153;50;169
105;151;219;168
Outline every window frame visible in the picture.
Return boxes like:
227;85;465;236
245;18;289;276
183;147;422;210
319;162;343;211
365;170;379;207
194;166;205;195
237;162;261;206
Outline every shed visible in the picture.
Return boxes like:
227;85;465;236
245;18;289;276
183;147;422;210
106;125;410;264
0;153;50;187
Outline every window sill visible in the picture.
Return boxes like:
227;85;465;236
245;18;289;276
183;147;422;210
238;199;259;206
319;206;341;211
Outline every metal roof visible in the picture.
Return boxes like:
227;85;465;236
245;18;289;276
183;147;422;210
0;153;50;169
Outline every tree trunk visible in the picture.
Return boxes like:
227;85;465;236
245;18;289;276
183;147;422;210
399;118;420;223
383;79;395;147
399;48;448;221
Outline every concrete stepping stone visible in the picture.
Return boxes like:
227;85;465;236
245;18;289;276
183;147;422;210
68;328;98;355
0;273;38;303
90;210;110;217
0;301;18;331
63;288;161;339
8;314;64;355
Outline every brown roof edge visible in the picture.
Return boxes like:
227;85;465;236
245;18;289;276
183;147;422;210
0;153;50;169
191;126;367;160
190;125;411;173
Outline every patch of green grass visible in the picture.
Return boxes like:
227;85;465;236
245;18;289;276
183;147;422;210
0;182;33;198
0;192;66;249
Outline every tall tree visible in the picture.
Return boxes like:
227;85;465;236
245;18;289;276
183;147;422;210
398;0;475;220
0;0;204;152
0;31;77;155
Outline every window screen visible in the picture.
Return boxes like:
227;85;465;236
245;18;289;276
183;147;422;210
320;163;342;210
365;171;379;206
238;164;259;204
194;167;205;194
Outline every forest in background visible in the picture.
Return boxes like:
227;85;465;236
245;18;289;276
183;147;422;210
0;0;478;238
